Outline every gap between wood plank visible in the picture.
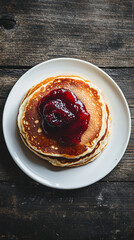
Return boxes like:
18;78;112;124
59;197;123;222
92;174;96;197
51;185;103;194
0;179;134;184
0;66;134;70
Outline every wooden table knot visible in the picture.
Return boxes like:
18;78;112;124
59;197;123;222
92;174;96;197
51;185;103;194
0;15;16;30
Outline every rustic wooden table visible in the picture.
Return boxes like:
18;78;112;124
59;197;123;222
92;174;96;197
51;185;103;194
0;1;134;239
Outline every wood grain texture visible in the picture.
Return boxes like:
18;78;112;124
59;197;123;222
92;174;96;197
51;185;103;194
0;182;134;240
0;68;134;182
0;0;134;67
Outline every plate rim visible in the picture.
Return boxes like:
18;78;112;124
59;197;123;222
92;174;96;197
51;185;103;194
2;58;131;189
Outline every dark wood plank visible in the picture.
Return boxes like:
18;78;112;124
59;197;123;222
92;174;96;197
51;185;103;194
0;0;133;67
0;182;134;240
0;67;134;182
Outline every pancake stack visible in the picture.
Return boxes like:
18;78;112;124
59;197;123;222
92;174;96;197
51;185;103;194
17;75;110;167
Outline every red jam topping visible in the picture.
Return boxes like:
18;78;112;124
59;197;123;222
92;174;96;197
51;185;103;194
38;88;90;145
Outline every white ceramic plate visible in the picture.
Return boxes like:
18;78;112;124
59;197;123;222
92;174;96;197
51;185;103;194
3;58;131;189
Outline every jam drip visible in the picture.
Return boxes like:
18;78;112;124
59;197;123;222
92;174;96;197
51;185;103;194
38;88;90;145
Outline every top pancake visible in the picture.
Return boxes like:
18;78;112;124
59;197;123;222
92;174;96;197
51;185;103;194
17;76;108;159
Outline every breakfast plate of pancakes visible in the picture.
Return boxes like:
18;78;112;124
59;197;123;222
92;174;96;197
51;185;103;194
3;58;131;189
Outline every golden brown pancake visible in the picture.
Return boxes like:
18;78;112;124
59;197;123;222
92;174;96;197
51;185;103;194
17;75;110;167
